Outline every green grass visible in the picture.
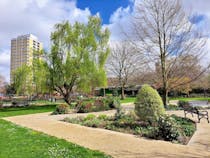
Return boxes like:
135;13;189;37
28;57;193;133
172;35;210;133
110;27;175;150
0;105;56;118
120;97;136;104
169;97;210;101
0;119;110;158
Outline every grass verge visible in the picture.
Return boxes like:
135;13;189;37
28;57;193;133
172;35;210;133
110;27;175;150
0;105;56;118
0;119;110;158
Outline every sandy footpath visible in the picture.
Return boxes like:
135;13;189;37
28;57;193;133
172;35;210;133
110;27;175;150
3;108;210;158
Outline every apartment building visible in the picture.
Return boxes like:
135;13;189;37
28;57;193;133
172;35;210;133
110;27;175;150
10;34;43;82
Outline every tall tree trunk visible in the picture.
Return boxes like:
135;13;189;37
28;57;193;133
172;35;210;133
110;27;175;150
161;54;168;107
121;86;125;100
162;87;168;107
64;97;71;105
103;88;106;97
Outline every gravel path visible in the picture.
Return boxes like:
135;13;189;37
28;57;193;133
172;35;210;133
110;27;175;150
3;107;210;158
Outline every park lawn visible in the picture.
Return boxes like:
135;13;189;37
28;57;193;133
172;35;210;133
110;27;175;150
120;97;136;104
0;105;56;118
169;97;210;101
0;119;110;158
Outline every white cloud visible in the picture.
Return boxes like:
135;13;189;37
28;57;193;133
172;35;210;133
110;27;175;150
0;0;92;82
0;50;10;82
105;6;132;41
1;0;210;82
106;0;210;67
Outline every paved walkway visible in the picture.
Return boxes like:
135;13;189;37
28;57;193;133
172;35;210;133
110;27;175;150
3;108;210;158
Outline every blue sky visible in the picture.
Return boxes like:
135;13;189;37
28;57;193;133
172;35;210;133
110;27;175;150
0;0;210;82
77;0;132;24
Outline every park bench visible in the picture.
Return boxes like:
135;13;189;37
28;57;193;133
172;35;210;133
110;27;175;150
183;104;209;123
11;99;29;107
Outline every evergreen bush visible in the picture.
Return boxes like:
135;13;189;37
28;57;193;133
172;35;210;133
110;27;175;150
135;84;165;123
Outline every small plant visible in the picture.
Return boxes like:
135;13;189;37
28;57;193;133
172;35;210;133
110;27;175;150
178;100;189;109
166;104;181;111
104;96;120;109
155;115;180;141
75;101;88;113
84;114;96;121
114;105;125;120
52;104;69;115
98;114;108;120
46;144;70;158
135;84;165;124
84;119;101;128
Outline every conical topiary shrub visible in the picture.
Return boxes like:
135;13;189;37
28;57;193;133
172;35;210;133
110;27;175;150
135;84;165;123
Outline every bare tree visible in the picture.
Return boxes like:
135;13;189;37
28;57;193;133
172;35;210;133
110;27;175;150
107;41;144;99
0;75;6;95
129;0;208;106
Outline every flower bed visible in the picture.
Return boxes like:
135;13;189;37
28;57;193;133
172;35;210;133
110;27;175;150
52;97;120;115
74;96;120;113
64;112;196;145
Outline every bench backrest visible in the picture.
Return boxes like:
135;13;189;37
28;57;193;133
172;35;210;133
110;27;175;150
183;104;199;114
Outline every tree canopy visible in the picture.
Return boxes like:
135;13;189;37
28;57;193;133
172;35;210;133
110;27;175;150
48;16;110;104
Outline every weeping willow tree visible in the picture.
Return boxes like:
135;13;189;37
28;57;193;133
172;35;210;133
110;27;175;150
13;64;33;96
48;16;110;105
32;50;51;95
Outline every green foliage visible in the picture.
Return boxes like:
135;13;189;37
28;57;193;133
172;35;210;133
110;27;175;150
48;16;110;105
171;115;196;137
75;97;119;113
98;114;108;120
114;105;125;120
32;51;51;95
154;115;180;141
112;89;119;96
75;101;94;113
13;64;33;95
12;50;50;96
165;104;181;111
104;96;120;109
135;84;165;123
52;104;69;115
65;113;196;144
84;114;96;121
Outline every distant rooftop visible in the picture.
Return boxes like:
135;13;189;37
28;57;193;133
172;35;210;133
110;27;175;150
12;34;38;40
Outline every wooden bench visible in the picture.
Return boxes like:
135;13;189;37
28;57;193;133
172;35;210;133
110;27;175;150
183;104;209;123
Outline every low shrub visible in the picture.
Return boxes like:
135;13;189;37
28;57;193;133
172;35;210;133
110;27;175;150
135;84;165;124
98;114;108;120
114;105;125;120
154;115;180;141
84;114;96;121
52;104;69;115
166;104;181;111
75;101;90;113
171;115;196;137
178;100;189;109
75;97;120;113
83;119;101;128
104;96;120;109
